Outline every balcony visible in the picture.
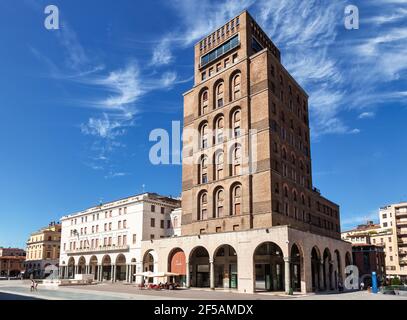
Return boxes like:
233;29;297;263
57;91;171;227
399;258;407;265
397;219;407;227
65;245;129;255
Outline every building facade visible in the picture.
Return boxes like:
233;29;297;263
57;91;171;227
58;193;180;282
25;222;61;279
0;248;26;278
379;203;407;281
140;11;352;294
352;244;386;286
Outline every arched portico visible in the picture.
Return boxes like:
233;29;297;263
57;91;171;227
114;254;127;281
311;246;321;292
89;256;98;280
67;257;75;279
323;248;333;291
253;242;285;292
168;248;187;286
78;256;86;274
143;250;158;284
290;243;302;292
189;246;210;288
102;255;112;281
213;244;238;289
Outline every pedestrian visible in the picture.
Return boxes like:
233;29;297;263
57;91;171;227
360;281;365;291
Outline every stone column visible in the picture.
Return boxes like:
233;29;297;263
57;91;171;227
210;260;215;290
74;265;78;276
319;260;325;291
284;257;291;294
111;265;115;282
186;261;190;288
98;265;103;282
125;265;130;283
330;261;335;291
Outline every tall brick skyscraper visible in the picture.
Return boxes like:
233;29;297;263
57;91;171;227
141;11;351;295
181;11;340;239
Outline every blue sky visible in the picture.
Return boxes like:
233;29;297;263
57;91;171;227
0;0;406;248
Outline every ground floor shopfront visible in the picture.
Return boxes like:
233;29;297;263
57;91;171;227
140;226;352;294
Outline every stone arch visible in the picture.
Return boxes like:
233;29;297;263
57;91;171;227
290;243;303;292
101;255;112;281
323;248;333;291
78;256;86;274
189;246;210;288
89;255;98;280
213;244;238;289
168;248;187;287
67;257;75;279
253;241;285;292
115;254;127;281
311;246;321;292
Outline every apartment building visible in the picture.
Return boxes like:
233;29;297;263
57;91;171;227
58;193;180;282
379;203;407;281
25;221;61;279
0;248;26;278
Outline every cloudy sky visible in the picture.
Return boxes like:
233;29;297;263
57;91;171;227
0;0;406;247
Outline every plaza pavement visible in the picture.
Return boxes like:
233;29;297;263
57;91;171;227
1;281;407;300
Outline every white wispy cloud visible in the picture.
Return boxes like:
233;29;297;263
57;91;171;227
358;112;375;119
151;38;174;66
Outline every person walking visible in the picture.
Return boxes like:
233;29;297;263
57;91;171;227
360;281;365;291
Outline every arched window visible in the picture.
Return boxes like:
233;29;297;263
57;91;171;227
284;186;289;198
232;145;241;176
301;194;306;205
293;190;298;202
214;151;224;180
232;109;241;138
291;153;296;165
200;90;209;115
216;82;224;108
199;156;208;184
282;147;287;160
215;116;224;144
200;123;209;149
214;188;224;218
231;185;242;216
232;74;241;100
198;192;208;220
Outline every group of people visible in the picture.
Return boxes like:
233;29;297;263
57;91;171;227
142;281;180;290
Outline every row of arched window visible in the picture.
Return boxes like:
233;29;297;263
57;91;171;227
199;108;241;149
198;145;241;184
199;72;241;116
280;146;310;174
197;184;242;220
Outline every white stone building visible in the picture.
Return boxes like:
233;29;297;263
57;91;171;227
58;193;180;282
